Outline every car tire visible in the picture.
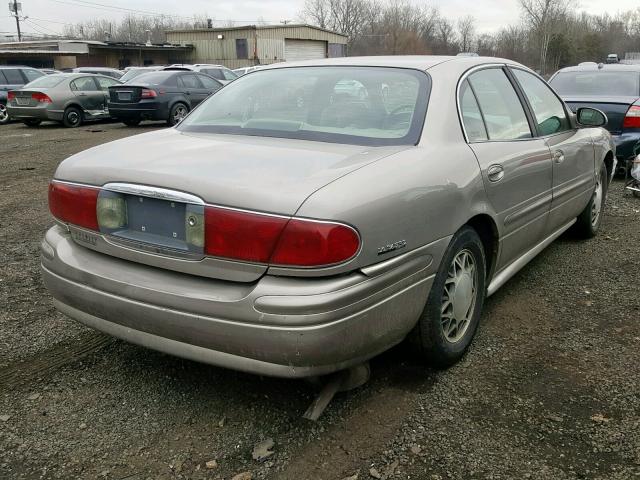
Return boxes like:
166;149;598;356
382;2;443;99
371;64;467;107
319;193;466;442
63;106;83;128
123;118;141;127
411;226;486;368
167;102;188;126
0;103;9;125
573;162;607;239
23;119;42;127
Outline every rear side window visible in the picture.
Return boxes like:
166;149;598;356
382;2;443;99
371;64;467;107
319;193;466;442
512;69;570;136
71;77;98;91
468;68;532;141
202;68;224;80
3;69;24;84
459;80;488;142
550;71;640;96
95;76;120;90
178;74;202;89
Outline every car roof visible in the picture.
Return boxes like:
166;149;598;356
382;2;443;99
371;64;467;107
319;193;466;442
258;55;521;71
556;63;640;73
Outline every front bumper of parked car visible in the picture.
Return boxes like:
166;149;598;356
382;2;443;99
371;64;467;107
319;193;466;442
41;225;441;378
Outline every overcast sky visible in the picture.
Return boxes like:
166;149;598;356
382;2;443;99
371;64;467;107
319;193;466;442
1;0;638;39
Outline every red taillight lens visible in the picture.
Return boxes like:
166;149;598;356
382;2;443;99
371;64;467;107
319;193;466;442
7;91;15;101
48;181;99;231
204;206;288;263
203;207;360;267
271;219;360;267
32;92;52;103
623;105;640;129
140;88;157;98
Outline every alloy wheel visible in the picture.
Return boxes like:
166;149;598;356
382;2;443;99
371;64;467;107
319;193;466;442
67;111;80;126
591;173;603;227
441;249;478;343
173;105;187;123
0;104;8;123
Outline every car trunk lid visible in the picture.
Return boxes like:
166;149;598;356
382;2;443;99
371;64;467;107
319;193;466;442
109;85;145;103
563;95;640;134
54;129;408;281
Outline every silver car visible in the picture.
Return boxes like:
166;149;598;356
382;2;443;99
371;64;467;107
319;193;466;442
7;73;122;127
41;56;615;378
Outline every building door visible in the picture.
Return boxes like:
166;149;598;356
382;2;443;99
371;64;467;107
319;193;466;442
284;40;326;62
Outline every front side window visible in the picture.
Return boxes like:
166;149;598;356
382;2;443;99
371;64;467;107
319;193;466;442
96;76;120;90
512;69;570;136
178;66;430;146
459;80;488;142
71;77;98;91
468;68;532;141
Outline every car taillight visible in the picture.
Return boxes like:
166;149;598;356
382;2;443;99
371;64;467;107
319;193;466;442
203;206;360;267
270;219;360;267
623;105;640;129
32;92;52;103
140;88;157;98
48;181;99;231
7;91;15;101
204;206;289;263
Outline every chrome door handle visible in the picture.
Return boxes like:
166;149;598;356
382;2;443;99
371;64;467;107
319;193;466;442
553;150;565;163
487;164;505;182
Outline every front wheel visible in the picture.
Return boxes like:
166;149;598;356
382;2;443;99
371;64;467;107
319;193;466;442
62;106;83;128
573;162;607;238
411;226;486;368
0;103;9;124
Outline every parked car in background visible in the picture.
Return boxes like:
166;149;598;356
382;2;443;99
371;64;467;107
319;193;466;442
41;68;63;75
7;73;121;127
233;65;263;76
0;66;45;124
108;70;223;126
163;64;238;84
606;54;619;64
549;63;640;175
119;66;164;83
70;67;124;79
43;56;615;381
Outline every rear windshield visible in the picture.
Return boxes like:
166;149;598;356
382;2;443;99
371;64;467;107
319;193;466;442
127;72;175;86
24;75;66;88
178;66;430;146
121;69;156;83
550;71;640;96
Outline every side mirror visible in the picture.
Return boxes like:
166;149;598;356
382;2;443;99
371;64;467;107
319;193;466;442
576;107;608;128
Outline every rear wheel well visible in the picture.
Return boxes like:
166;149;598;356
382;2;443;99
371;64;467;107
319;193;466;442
465;215;498;281
603;151;614;180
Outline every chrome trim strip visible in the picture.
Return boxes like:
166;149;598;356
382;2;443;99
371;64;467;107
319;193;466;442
102;182;205;205
487;218;576;296
504;193;553;226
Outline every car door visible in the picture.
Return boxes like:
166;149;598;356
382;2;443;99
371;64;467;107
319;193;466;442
459;67;553;271
70;76;105;114
94;76;121;117
177;73;208;107
509;68;596;233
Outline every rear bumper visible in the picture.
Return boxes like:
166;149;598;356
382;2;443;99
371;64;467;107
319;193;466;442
107;101;167;120
41;225;440;377
612;132;640;161
6;105;63;121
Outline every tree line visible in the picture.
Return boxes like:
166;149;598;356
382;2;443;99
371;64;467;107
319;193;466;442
301;0;640;74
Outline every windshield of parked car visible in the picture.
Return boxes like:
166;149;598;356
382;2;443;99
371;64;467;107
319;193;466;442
24;74;66;88
550;71;640;96
178;66;430;146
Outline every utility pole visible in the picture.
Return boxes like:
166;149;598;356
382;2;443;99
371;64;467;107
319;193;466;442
9;0;22;41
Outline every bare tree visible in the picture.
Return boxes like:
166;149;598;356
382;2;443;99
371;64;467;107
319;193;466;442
457;15;476;53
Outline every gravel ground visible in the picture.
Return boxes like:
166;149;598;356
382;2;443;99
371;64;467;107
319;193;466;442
1;121;639;480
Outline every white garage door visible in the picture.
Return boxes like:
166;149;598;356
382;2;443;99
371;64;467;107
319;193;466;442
284;40;327;62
